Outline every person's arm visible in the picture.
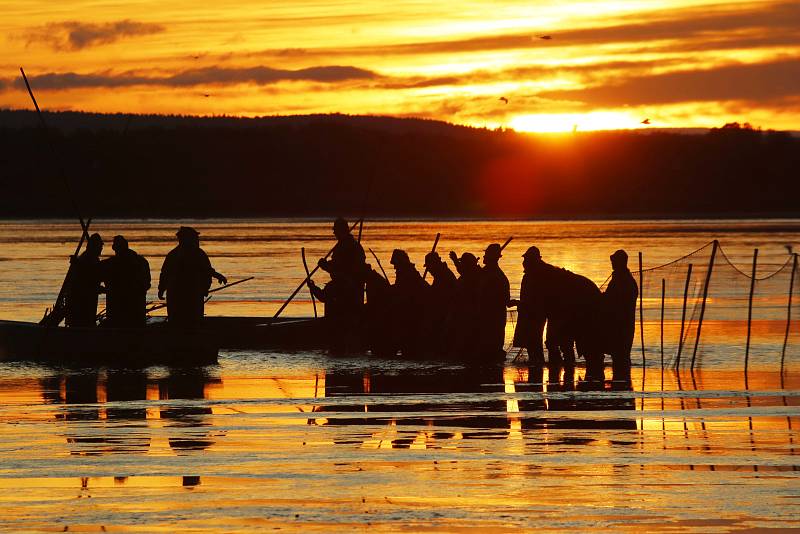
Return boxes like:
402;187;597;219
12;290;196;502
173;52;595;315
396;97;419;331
157;252;171;299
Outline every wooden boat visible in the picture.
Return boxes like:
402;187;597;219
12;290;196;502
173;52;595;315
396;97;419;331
0;319;219;366
199;316;330;350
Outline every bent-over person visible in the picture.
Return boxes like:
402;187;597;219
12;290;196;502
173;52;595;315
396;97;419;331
158;227;226;327
101;235;151;327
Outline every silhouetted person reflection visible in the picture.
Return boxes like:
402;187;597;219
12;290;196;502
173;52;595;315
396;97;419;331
477;243;511;360
602;249;638;383
101;235;150;327
158;227;226;327
390;249;428;356
65;233;104;328
159;369;216;452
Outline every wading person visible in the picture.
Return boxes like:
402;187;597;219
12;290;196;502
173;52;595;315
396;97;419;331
64;233;104;328
511;246;547;365
602;249;638;383
101;235;151;327
477;243;511;360
389;249;429;357
447;251;483;357
423;251;457;351
158;227;226;327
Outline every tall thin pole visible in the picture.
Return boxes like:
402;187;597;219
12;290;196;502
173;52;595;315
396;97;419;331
675;263;693;369
422;233;441;281
301;247;317;318
781;254;798;372
639;252;646;367
691;240;718;371
660;278;665;372
744;248;758;373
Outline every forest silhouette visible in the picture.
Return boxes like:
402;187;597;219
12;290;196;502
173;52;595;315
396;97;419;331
0;110;797;219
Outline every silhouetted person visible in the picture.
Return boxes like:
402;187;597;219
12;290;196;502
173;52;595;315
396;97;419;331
390;249;429;356
65;233;104;328
423;251;457;351
362;264;395;356
511;246;547;365
101;235;151;328
317;217;366;318
602;249;638;382
158;227;226;327
477;243;511;360
448;251;483;356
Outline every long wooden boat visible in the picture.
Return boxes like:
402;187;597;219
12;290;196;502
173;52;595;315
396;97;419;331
0;319;219;366
199;316;332;349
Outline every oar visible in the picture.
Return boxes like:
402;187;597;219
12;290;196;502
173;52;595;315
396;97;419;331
301;247;318;318
270;219;361;323
143;277;254;315
500;236;513;251
368;247;389;281
421;232;441;281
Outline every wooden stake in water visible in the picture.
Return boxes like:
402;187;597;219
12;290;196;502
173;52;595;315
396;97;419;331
302;247;318;318
744;248;758;373
660;278;665;372
691;240;718;371
781;254;798;372
639;252;646;368
675;263;693;369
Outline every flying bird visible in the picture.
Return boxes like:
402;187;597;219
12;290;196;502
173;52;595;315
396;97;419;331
203;93;211;98
641;118;651;125
499;96;508;104
538;35;553;40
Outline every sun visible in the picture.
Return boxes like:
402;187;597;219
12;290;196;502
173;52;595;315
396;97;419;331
509;111;648;133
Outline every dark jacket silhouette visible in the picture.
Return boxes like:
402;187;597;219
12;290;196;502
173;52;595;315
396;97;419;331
602;250;638;380
318;218;366;318
512;248;547;362
158;227;225;327
64;233;104;328
477;244;510;359
363;265;395;356
390;249;429;356
101;236;150;328
448;251;483;356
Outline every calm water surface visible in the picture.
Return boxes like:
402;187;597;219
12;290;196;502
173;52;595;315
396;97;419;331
1;219;799;532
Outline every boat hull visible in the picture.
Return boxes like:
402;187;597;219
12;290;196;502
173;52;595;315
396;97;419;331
0;320;219;366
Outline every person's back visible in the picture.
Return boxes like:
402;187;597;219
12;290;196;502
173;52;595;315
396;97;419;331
158;227;226;327
477;244;510;359
102;236;151;327
390;249;429;356
318;218;366;318
512;247;548;364
65;233;104;328
602;250;638;381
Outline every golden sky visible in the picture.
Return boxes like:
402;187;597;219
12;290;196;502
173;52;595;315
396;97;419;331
1;0;798;131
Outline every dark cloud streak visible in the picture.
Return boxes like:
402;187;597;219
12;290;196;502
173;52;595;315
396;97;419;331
22;20;165;51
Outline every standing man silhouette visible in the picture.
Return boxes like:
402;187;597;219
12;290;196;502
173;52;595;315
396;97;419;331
602;250;638;382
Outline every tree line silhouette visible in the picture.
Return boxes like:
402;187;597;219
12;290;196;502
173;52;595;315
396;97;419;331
0;110;797;218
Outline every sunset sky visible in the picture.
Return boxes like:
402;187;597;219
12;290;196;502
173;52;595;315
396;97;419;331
1;0;798;132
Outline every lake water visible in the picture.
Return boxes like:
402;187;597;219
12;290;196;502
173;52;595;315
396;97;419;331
1;219;799;531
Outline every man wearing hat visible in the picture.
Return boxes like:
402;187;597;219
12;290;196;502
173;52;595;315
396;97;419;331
477;243;511;359
602;249;638;382
389;249;429;356
100;235;151;327
317;217;366;320
447;250;483;356
512;246;547;364
64;233;105;327
158;226;227;327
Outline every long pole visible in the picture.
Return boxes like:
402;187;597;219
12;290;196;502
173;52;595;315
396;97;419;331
675;263;693;369
639;251;646;368
368;248;389;281
781;254;798;372
744;248;758;373
143;277;254;315
422;233;441;281
691;240;718;370
660;278;665;372
271;219;360;323
500;236;513;250
302;247;318;318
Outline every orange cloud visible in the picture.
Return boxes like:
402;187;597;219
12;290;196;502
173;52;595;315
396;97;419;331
20;20;165;51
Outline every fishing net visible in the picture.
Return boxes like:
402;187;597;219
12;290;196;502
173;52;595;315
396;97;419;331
507;242;799;372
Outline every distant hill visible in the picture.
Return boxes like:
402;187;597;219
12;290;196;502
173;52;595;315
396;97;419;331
0;109;798;219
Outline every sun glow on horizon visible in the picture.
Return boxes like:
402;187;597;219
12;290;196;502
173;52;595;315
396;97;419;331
509;111;647;133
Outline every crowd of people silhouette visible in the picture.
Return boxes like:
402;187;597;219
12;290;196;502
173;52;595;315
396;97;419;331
60;218;637;382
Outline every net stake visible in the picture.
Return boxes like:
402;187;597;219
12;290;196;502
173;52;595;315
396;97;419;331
675;263;693;369
690;240;718;371
744;248;758;373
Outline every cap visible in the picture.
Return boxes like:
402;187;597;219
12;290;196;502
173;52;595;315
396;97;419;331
460;252;478;266
390;249;410;266
611;249;628;263
485;243;502;260
333;217;349;232
88;233;103;246
112;235;128;249
176;226;199;238
522;246;541;259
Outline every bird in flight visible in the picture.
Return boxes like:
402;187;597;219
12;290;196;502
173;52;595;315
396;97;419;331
203;93;211;98
499;96;508;104
538;35;553;40
641;118;651;125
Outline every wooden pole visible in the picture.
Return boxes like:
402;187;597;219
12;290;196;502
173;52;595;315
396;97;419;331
368;248;389;281
500;236;513;250
660;278;665;372
781;254;798;372
639;251;646;368
271;219;360;323
675;263;693;369
144;277;254;315
690;240;718;371
422;233;442;281
302;247;318;318
744;248;758;373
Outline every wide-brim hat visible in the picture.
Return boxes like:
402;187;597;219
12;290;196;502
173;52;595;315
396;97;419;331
176;226;199;238
522;246;541;259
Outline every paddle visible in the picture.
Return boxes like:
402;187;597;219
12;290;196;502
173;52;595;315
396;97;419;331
421;232;441;281
270;219;361;323
368;248;389;281
301;247;318;318
142;276;255;315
